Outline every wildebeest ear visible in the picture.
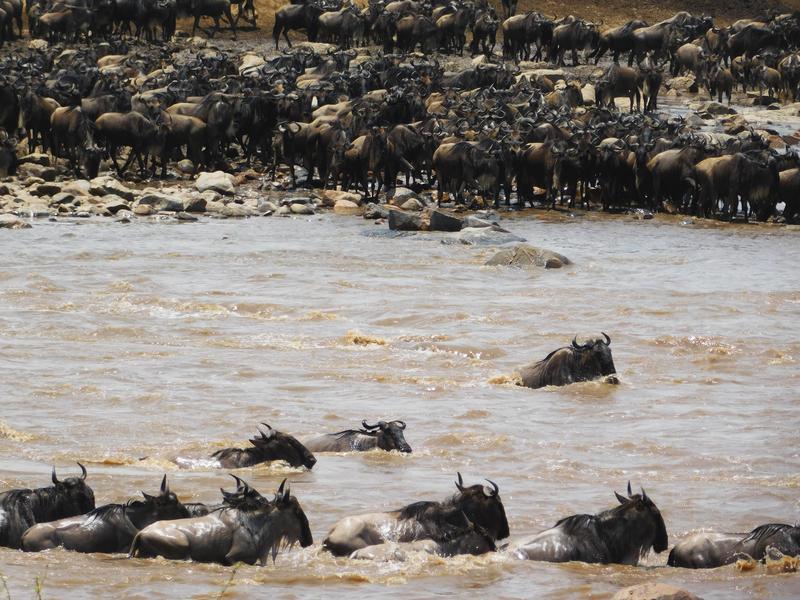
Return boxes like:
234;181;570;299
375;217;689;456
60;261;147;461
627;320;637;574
615;491;628;505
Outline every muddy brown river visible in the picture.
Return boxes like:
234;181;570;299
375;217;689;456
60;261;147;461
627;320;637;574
1;212;798;598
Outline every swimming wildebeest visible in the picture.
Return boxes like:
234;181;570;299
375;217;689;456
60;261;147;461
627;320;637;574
517;333;618;388
0;464;95;549
210;423;317;469
129;476;313;565
350;517;497;560
668;523;800;568
511;482;668;565
322;472;510;556
21;475;189;553
303;420;412;453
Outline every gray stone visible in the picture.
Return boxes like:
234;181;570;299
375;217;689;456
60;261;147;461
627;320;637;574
449;225;526;246
0;214;32;229
30;183;61;197
290;203;315;215
89;177;137;201
400;197;424;211
102;195;130;215
274;205;292;217
50;192;76;206
485;244;571;269
257;200;279;214
221;203;256;217
696;101;737;115
177;159;195;174
363;202;389;219
182;195;207;213
334;199;361;214
18;164;57;181
60;180;92;196
388;208;423;231
137;190;184;213
195;171;236;195
428;209;463;232
176;211;199;221
391;187;418;203
463;215;497;228
612;583;702;600
320;189;363;207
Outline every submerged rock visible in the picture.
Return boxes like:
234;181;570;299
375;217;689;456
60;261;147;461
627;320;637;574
612;583;702;600
0;214;32;229
388;207;423;231
447;226;526;246
486;244;571;269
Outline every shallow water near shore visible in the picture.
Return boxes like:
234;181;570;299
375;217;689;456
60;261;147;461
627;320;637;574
1;213;799;598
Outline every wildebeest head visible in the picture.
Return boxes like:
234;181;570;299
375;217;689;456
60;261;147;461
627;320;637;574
571;332;616;378
613;481;668;555
453;472;510;541
250;423;318;470
272;478;313;549
128;475;190;527
361;420;412;453
51;463;95;515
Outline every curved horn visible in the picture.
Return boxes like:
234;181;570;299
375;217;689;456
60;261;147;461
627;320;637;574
641;486;648;501
397;420;406;430
602;332;611;345
615;491;628;504
229;474;247;490
485;479;499;497
572;336;582;349
51;467;60;485
361;420;379;430
77;462;87;480
455;472;465;492
627;481;633;497
160;474;168;494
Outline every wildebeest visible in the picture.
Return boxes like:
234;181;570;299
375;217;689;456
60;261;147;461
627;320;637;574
210;423;317;469
517;333;618;388
350;516;497;560
512;482;668;565
273;1;323;50
322;473;510;556
130;476;313;565
0;464;95;549
668;523;800;568
303;420;412;453
94;110;166;177
21;475;189;553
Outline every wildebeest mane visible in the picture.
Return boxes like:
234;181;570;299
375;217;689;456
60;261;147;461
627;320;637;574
85;503;125;522
396;495;470;539
741;523;795;545
332;428;376;439
555;513;599;534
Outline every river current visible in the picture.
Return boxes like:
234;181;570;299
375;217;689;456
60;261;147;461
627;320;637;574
1;212;798;598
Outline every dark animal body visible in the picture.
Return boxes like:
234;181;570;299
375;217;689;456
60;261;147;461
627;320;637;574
513;482;668;565
130;477;312;565
209;423;317;469
322;473;509;556
668;523;800;568
303;420;411;453
21;475;189;553
518;334;617;388
0;465;95;549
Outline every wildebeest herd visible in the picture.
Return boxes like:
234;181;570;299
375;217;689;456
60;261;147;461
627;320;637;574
0;3;799;222
1;0;799;589
2;337;798;570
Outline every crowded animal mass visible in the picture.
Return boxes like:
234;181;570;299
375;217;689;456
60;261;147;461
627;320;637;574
0;0;798;597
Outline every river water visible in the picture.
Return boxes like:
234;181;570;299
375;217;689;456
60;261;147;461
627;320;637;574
1;212;798;598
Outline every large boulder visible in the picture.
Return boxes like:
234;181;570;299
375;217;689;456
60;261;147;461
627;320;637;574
363;202;390;219
195;171;236;195
447;225;525;246
694;101;737;116
428;208;463;232
486;244;571;269
388;207;423;231
612;583;702;600
17;163;57;181
400;197;424;211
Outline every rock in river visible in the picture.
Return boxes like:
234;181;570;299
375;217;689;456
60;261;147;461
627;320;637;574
0;214;32;229
612;583;702;600
486;244;571;269
446;226;526;246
